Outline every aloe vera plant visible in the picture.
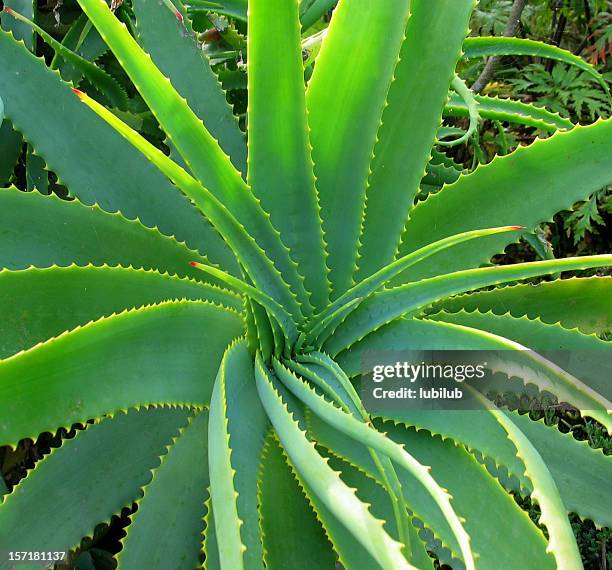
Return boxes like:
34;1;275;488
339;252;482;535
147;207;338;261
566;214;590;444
0;0;611;568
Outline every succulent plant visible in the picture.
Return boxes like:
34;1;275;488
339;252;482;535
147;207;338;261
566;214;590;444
0;0;610;568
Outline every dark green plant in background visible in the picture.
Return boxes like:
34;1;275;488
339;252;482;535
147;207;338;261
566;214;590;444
509;62;609;120
0;0;611;568
464;0;612;261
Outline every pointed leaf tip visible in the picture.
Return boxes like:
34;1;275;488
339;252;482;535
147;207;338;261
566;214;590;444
3;6;14;14
189;261;198;267
512;225;527;230
160;0;184;25
71;87;84;98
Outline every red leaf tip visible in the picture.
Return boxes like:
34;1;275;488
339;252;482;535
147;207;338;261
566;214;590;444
71;87;84;98
175;9;184;23
510;225;526;230
3;6;14;14
189;261;198;267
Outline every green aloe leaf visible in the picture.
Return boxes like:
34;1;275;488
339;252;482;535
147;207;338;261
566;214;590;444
187;0;246;21
324;453;435;569
339;316;610;517
358;0;474;280
0;29;228;262
327;255;612;355
306;0;411;297
118;410;209;569
435;277;612;336
0;407;191;561
438;76;480;147
507;411;612;528
25;144;48;194
187;0;336;26
397;119;612;282
258;434;336;570
286;353;414;558
191;263;298;346
444;93;574;132
378;404;612;529
337;313;611;429
1;0;610;565
1;0;33;232
208;339;269;570
288;355;361;418
0;301;242;446
463;36;610;93
249;299;275;362
338;313;612;526
132;0;246;172
311;225;522;340
53;13;108;82
77;0;308;310
0;187;235;280
295;479;380;569
75;93;301;319
76;0;238;193
203;496;221;569
3;6;128;109
0;0;34;48
273;359;475;570
481;401;582;570
428;310;611;396
423;160;463;188
254;354;413;570
298;298;363;352
300;0;336;30
0;265;240;359
310;414;554;569
247;0;328;312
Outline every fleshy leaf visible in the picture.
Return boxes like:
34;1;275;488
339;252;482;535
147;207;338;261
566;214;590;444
428;310;611;396
306;0;412;296
247;0;328;312
310;414;554;569
0;28;229;262
0;407;191;561
258;434;336;569
0;300;242;446
0;187;233;280
311;225;523;338
76;0;309;310
444;93;574;132
0;265;240;359
254;354;413;570
3;6;128;109
0;120;21;186
482;402;583;570
336;315;612;430
324;453;435;569
118;410;209;569
273;359;475;570
209;339;269;570
357;0;474;279
132;0;246;172
463;36;610;94
327;255;612;355
75;93;301;320
396;119;612;282
434;277;612;336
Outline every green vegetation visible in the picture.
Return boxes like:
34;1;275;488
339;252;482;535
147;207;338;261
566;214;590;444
0;0;610;568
